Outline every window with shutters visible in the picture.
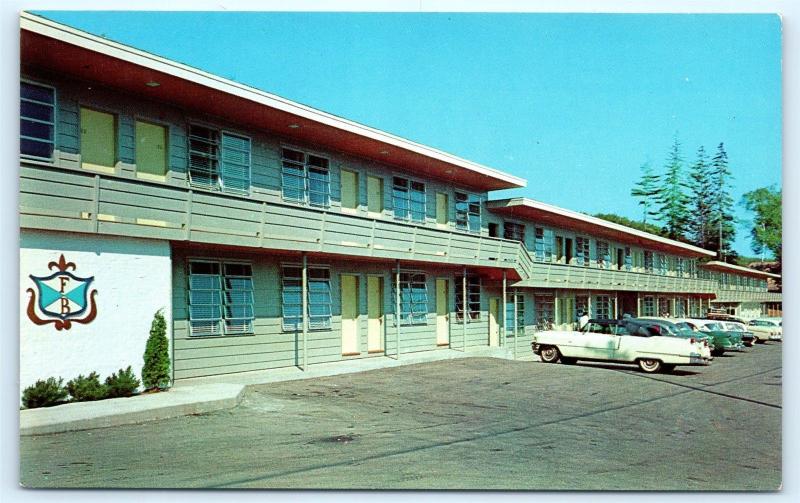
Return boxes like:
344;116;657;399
280;148;330;207
281;265;332;331
576;295;590;318
594;295;613;319
644;251;654;273
188;125;251;194
393;271;428;325
642;296;656;317
596;241;610;269
393;177;426;222
576;236;590;267
455;192;481;233
534;294;555;326
503;222;525;242
188;261;254;336
624;247;632;271
455;275;481;322
20;81;56;160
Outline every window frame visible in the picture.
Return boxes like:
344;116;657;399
20;79;57;161
392;176;426;223
455;274;481;322
394;270;429;326
187;123;252;195
576;236;591;267
596;240;611;269
455;191;481;233
503;221;526;243
187;259;254;337
281;263;333;332
133;117;170;180
506;291;525;336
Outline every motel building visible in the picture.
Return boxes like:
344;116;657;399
19;14;782;395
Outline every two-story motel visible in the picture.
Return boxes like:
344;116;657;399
18;13;782;392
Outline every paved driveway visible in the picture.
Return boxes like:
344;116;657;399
20;343;782;490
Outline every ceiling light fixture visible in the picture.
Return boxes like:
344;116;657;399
288;124;300;129
145;81;160;87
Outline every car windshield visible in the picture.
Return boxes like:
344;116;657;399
638;319;679;336
706;322;724;331
726;323;744;331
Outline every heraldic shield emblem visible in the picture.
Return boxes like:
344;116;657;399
26;254;98;330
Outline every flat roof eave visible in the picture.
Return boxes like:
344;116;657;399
487;197;717;258
701;261;782;279
20;12;526;192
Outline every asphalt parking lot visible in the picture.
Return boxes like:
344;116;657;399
20;342;781;490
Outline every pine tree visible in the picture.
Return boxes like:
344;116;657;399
687;146;715;248
142;309;171;390
709;142;737;261
630;161;660;225
655;137;691;240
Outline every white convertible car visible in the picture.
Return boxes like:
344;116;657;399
531;318;711;373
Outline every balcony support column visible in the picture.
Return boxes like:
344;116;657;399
302;252;308;371
502;270;507;350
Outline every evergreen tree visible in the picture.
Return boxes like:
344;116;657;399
687;146;715;248
142;309;171;390
742;186;782;263
630;161;660;224
708;142;737;261
655;137;691;240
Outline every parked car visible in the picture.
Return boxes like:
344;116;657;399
692;319;745;352
748;319;782;342
721;321;756;347
675;319;742;356
635;317;713;360
531;318;710;373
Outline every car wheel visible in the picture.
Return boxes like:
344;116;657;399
560;356;577;365
753;336;761;344
540;346;561;363
638;358;663;373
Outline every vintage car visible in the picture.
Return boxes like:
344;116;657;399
531;318;710;373
748;319;782;342
673;318;740;356
721;321;756;347
635;318;713;360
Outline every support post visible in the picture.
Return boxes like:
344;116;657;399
395;260;401;360
302;252;308;370
513;288;519;361
463;266;468;352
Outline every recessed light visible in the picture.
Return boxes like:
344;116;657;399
288;124;300;129
145;81;160;87
379;150;389;155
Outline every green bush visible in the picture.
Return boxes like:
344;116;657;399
66;372;107;402
142;309;171;390
21;377;68;409
105;366;141;398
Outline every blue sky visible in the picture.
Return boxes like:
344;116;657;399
37;11;782;256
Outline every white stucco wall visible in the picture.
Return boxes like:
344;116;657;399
19;230;171;398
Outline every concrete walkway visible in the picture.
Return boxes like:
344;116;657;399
20;345;531;436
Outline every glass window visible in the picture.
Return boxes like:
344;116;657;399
455;275;481;322
189;261;253;336
393;271;428;325
624;247;632;271
596;241;610;269
393;177;426;222
455;192;481;233
594;295;613;319
503;222;525;242
644;251;654;273
657;254;667;275
658;297;671;316
280;148;329;206
576;237;590;267
20;81;55;159
505;291;525;336
534;294;555;327
189;125;251;194
642;296;656;317
281;265;332;331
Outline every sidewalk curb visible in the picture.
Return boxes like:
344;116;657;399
20;383;246;436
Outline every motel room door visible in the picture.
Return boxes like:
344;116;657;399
436;278;449;346
489;298;500;347
367;276;384;353
341;275;359;356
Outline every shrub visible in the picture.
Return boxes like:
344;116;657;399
21;377;68;409
105;366;141;398
142;309;171;390
66;372;107;402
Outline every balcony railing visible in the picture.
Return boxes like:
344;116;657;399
20;162;528;275
512;260;718;294
713;290;782;303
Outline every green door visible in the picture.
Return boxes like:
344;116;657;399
341;169;359;210
135;120;167;178
367;176;383;215
80;107;115;168
436;193;448;226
